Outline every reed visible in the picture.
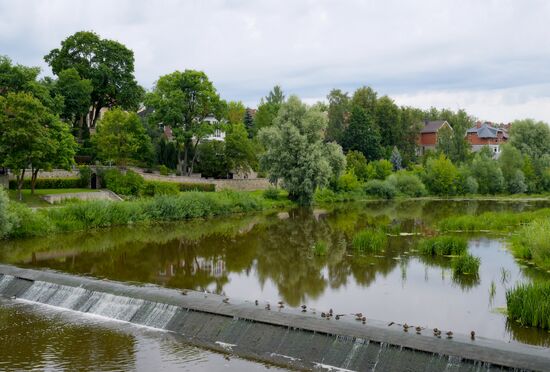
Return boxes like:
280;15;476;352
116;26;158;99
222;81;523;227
417;236;468;256
312;240;328;256
510;219;550;271
437;208;550;232
451;254;480;276
352;229;388;253
506;281;550;329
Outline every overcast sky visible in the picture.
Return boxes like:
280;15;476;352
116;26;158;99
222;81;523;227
1;0;550;122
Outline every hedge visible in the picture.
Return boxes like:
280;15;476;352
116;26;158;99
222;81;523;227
9;178;81;190
179;183;216;192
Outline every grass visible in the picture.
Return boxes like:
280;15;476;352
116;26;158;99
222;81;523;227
510;219;550;271
4;190;290;239
437;208;550;232
352;229;388;253
506;281;550;329
417;236;468;256
8;188;99;207
312;240;328;256
451;253;481;276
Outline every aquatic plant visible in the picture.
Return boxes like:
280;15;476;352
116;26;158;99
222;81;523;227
417;236;468;256
312;240;328;256
352;229;388;253
510;219;550;271
452;254;481;276
437;208;550;232
506;281;550;329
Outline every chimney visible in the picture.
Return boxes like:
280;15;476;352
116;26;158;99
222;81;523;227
476;121;482;129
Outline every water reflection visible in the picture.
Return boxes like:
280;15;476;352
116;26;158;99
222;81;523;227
1;200;550;347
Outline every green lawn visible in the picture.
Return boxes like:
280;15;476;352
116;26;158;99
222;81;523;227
8;189;99;207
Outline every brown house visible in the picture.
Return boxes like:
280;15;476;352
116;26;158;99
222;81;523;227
466;122;508;157
418;120;453;155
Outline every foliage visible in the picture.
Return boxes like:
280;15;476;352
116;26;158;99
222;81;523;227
375;96;401;150
507;170;527;194
263;186;281;200
464;176;479;194
54;67;93;126
509;119;550;160
451;254;480;275
0;187;14;238
506;282;550;329
312;240;328;256
342;106;381;161
386;171;427;197
511;219;550;271
101;169;145;196
253;85;285;133
225;123;257;174
366;159;393;180
364;180;396;199
145;69;223;175
418;236;468;256
78;166;92;188
9;178;81;190
259;96;345;205
159;165;170;176
143;181;180;197
326;89;350;143
438;208;550;232
423;154;459;195
336;171;361;192
226;101;246;125
345;150;369;181
499;144;524;193
197;141;228;178
470;151;504;194
352;229;388;253
178;183;216;192
45;31;144;128
93;108;153;166
390;146;402;171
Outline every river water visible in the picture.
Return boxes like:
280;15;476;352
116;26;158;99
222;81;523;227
1;199;549;370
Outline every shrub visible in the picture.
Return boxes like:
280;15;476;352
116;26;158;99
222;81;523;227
9;178;81;190
464;176;479;194
508;170;528;194
78;166;92;188
364;180;396;199
263;186;281;200
506;282;550;329
352;229;388;253
159;165;170;176
366;159;393;180
451;254;480;275
312;240;328;256
143;181;180;196
346;150;369;181
470;152;504;194
178;183;216;192
386;171;426;197
0;187;13;238
418;236;468;256
423;154;459;196
101;169;145;196
511;219;550;271
337;171;362;192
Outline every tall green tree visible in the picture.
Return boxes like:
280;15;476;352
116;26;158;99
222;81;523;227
259;96;345;205
326;89;349;143
375;95;401;149
54;68;93;129
93;109;153;166
399;106;424;165
226;101;246;125
45;31;144;128
243;108;255;138
470;149;504;194
145;70;223;175
253;85;285;132
509;119;550;160
342;106;382;161
225;123;257;174
351;86;377;116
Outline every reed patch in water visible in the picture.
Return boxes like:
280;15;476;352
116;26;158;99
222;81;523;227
506;281;550;329
417;236;468;256
352;229;388;253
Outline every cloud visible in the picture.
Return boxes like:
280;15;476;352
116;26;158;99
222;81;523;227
1;0;550;122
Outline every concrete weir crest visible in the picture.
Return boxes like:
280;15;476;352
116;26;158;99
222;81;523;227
0;264;548;371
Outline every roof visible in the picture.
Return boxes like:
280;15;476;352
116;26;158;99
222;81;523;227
420;120;449;133
467;123;507;139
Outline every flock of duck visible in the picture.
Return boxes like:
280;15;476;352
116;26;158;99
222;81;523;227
218;296;476;341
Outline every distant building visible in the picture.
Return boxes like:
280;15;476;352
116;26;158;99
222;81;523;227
417;120;453;155
466;121;508;157
202;114;225;142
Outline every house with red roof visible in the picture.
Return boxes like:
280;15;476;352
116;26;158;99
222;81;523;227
466;121;508;157
417;120;453;155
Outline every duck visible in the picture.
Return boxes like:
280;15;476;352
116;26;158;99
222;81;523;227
446;331;453;339
181;289;188;296
388;321;395;327
415;326;422;334
433;328;439;335
403;323;410;332
301;304;307;312
321;312;326;318
222;297;229;304
335;315;340;320
254;300;259;306
354;313;363;318
265;303;271;310
470;331;475;340
328;308;333;316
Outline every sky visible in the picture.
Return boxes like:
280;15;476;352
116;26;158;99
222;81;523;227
1;0;550;123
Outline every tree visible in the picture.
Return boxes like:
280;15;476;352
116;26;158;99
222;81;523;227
499;144;525;193
375;96;401;149
345;150;369;181
225;123;257;174
45;31;144;128
326;89;349;143
399;106;424;165
424;154;459;195
54;68;93;129
342;106;382;161
145;70;223;175
226;101;246;125
436;124;454;157
0;92;77;199
93;109;153;166
197;141;228;178
243;108;255;138
253;85;285;132
259;96;345;205
509;119;550;160
390;146;402;171
470;150;504;194
351;86;377;116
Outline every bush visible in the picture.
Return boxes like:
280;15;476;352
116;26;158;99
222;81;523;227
508;170;528;194
312;240;328;256
159;165;170;176
0;187;13;238
346;150;369;181
9;178;81;190
143;181;180;197
464;176;479;194
506;282;550;329
178;183;215;192
101;169;145;196
366;159;393;180
352;229;388;253
263;186;281;200
418;236;468;256
337;171;362;192
78;166;92;188
364;180;396;199
386;171;427;197
423;154;459;196
511;219;550;271
470;153;504;194
451;254;480;275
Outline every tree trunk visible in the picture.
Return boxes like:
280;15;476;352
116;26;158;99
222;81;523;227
182;141;190;176
17;169;25;201
188;139;201;176
91;104;102;128
31;168;39;195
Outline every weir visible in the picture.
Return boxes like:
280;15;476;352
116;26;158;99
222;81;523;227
0;264;548;371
